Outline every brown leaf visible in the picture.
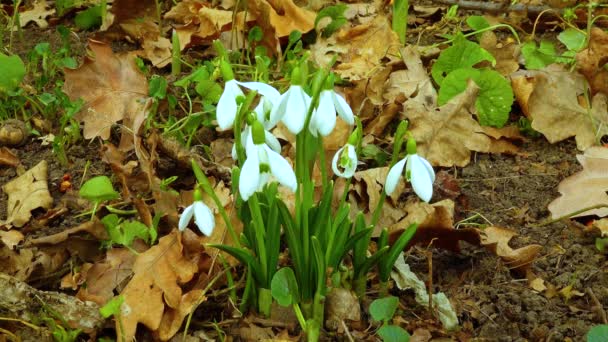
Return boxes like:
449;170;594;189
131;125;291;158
548;146;608;218
117;230;206;340
0;147;20;167
576;27;608;95
19;0;54;29
480;226;542;274
25;219;108;246
2;160;53;227
479;31;520;76
405;81;518;167
0;230;24;249
249;0;316;38
511;65;608;150
120;19;172;67
63;40;148;140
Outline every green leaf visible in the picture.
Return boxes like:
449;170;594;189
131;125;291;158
378;224;417;282
392;0;409;45
377;325;410;342
437;68;513;127
271;267;299;307
558;28;586;52
149;75;168;99
248;26;263;43
0;53;25;93
59;57;78;69
79;176;119;203
99;295;124;318
74;5;103;30
195;80;223;103
588;325;608;342
521;40;557;70
595;237;608;253
431;34;495;85
369;296;399;323
121;220;151;245
466;15;490;32
315;4;348;38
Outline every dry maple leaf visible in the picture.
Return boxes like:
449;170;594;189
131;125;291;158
512;64;608;150
117;230;208;340
404;81;518;167
576;27;608;96
2;160;53;227
63;40;148;140
548;146;608;219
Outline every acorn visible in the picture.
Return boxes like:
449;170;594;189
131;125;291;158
0;119;29;147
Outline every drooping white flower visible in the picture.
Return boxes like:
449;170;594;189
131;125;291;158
309;89;355;137
178;191;215;236
385;153;435;202
216;79;244;130
231;124;281;160
239;122;297;201
270;85;311;135
332;143;358;178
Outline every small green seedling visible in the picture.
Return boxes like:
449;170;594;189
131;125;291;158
100;295;125;342
100;214;157;250
79;175;120;219
315;4;348;38
392;0;409;45
0;52;25;94
369;296;410;342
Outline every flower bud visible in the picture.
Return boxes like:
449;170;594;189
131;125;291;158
251;120;266;145
220;58;235;81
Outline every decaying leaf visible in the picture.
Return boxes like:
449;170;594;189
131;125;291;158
512;65;608;150
548;146;608;219
576;27;608;95
165;1;235;49
480;226;542;274
2;160;53;227
479;31;520;76
63;40;149;140
120;18;172;67
404;81;518;167
19;0;55;29
25;219;108;246
117;230;208;340
247;0;316;39
0;147;20;167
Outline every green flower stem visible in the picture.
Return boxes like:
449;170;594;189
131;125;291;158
353;275;367;298
234;91;258;165
248;194;268;285
191;159;241;249
292;303;308;333
317;136;328;189
258;287;272;317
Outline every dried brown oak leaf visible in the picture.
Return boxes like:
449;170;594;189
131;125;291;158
2;160;53;227
404;81;518;167
19;0;55;29
576;27;608;96
63;40;148;140
512;65;608;151
548;146;608;219
117;229;207;341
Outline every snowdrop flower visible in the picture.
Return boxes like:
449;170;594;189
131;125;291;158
309;80;354;137
239;121;297;201
270;67;311;134
332;143;357;178
231;123;281;160
216;59;281;130
385;138;435;202
178;188;215;236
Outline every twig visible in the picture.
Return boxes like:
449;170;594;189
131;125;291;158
427;249;433;313
341;320;355;342
586;288;608;325
430;0;558;15
533;204;608;227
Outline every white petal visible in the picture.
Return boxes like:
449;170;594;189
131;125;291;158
265;146;297;192
236;81;281;104
193;201;215;236
331;146;345;176
385;157;407;195
332;144;358;178
244;126;256;156
312;91;336;137
408;155;434;202
269;91;289;129
239;148;261;201
281;86;310;134
419;155;436;183
331;91;355;125
178;204;195;231
216;80;243;130
265;130;282;153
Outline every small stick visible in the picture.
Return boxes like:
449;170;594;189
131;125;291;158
341;320;355;342
533;204;608;227
427;249;433;313
586;288;608;325
430;0;557;15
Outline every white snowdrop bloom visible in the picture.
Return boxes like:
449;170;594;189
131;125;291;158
216;79;244;131
332;143;358;178
310;89;355;137
239;122;297;201
270;85;311;135
178;196;215;236
385;153;435;202
231;125;281;160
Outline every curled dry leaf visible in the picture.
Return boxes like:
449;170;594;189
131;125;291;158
120;18;172;67
512;65;608;150
576;27;608;96
63;40;148;140
548;146;608;219
165;1;235;49
2;160;53;227
480;226;542;275
117;230;208;340
0;147;20;167
311;15;401;81
405;81;518;167
25;219;108;246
